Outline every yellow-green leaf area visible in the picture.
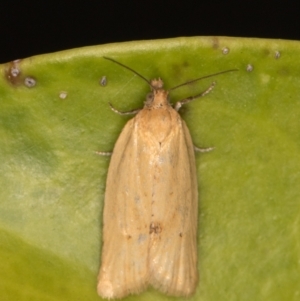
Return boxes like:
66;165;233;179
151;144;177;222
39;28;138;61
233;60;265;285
0;37;299;301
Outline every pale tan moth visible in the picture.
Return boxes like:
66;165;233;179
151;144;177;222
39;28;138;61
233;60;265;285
97;57;237;299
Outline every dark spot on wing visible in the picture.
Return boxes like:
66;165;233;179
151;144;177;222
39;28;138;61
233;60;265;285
149;222;162;234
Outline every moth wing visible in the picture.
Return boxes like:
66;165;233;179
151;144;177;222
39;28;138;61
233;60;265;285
149;120;199;296
97;119;152;299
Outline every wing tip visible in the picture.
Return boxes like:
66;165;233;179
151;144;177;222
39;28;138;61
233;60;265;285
97;275;149;299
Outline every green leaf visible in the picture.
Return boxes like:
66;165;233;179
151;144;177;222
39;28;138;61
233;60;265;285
0;37;299;301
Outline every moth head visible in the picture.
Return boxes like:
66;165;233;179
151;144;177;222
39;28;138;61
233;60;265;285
150;78;164;90
145;78;170;108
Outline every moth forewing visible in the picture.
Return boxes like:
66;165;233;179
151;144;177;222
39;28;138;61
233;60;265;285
97;118;150;298
148;117;199;296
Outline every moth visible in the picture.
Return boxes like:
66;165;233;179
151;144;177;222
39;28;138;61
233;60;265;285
97;57;237;299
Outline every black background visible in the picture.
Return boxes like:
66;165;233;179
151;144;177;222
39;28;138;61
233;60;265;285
1;0;300;63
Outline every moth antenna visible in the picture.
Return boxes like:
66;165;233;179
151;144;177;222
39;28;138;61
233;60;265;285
169;69;238;91
104;57;152;88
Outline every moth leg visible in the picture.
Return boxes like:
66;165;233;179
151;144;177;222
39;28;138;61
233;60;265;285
109;103;141;115
174;81;216;111
95;151;112;156
194;145;214;153
95;102;140;156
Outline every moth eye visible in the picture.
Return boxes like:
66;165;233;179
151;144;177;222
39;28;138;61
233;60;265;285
144;92;154;106
146;92;154;102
